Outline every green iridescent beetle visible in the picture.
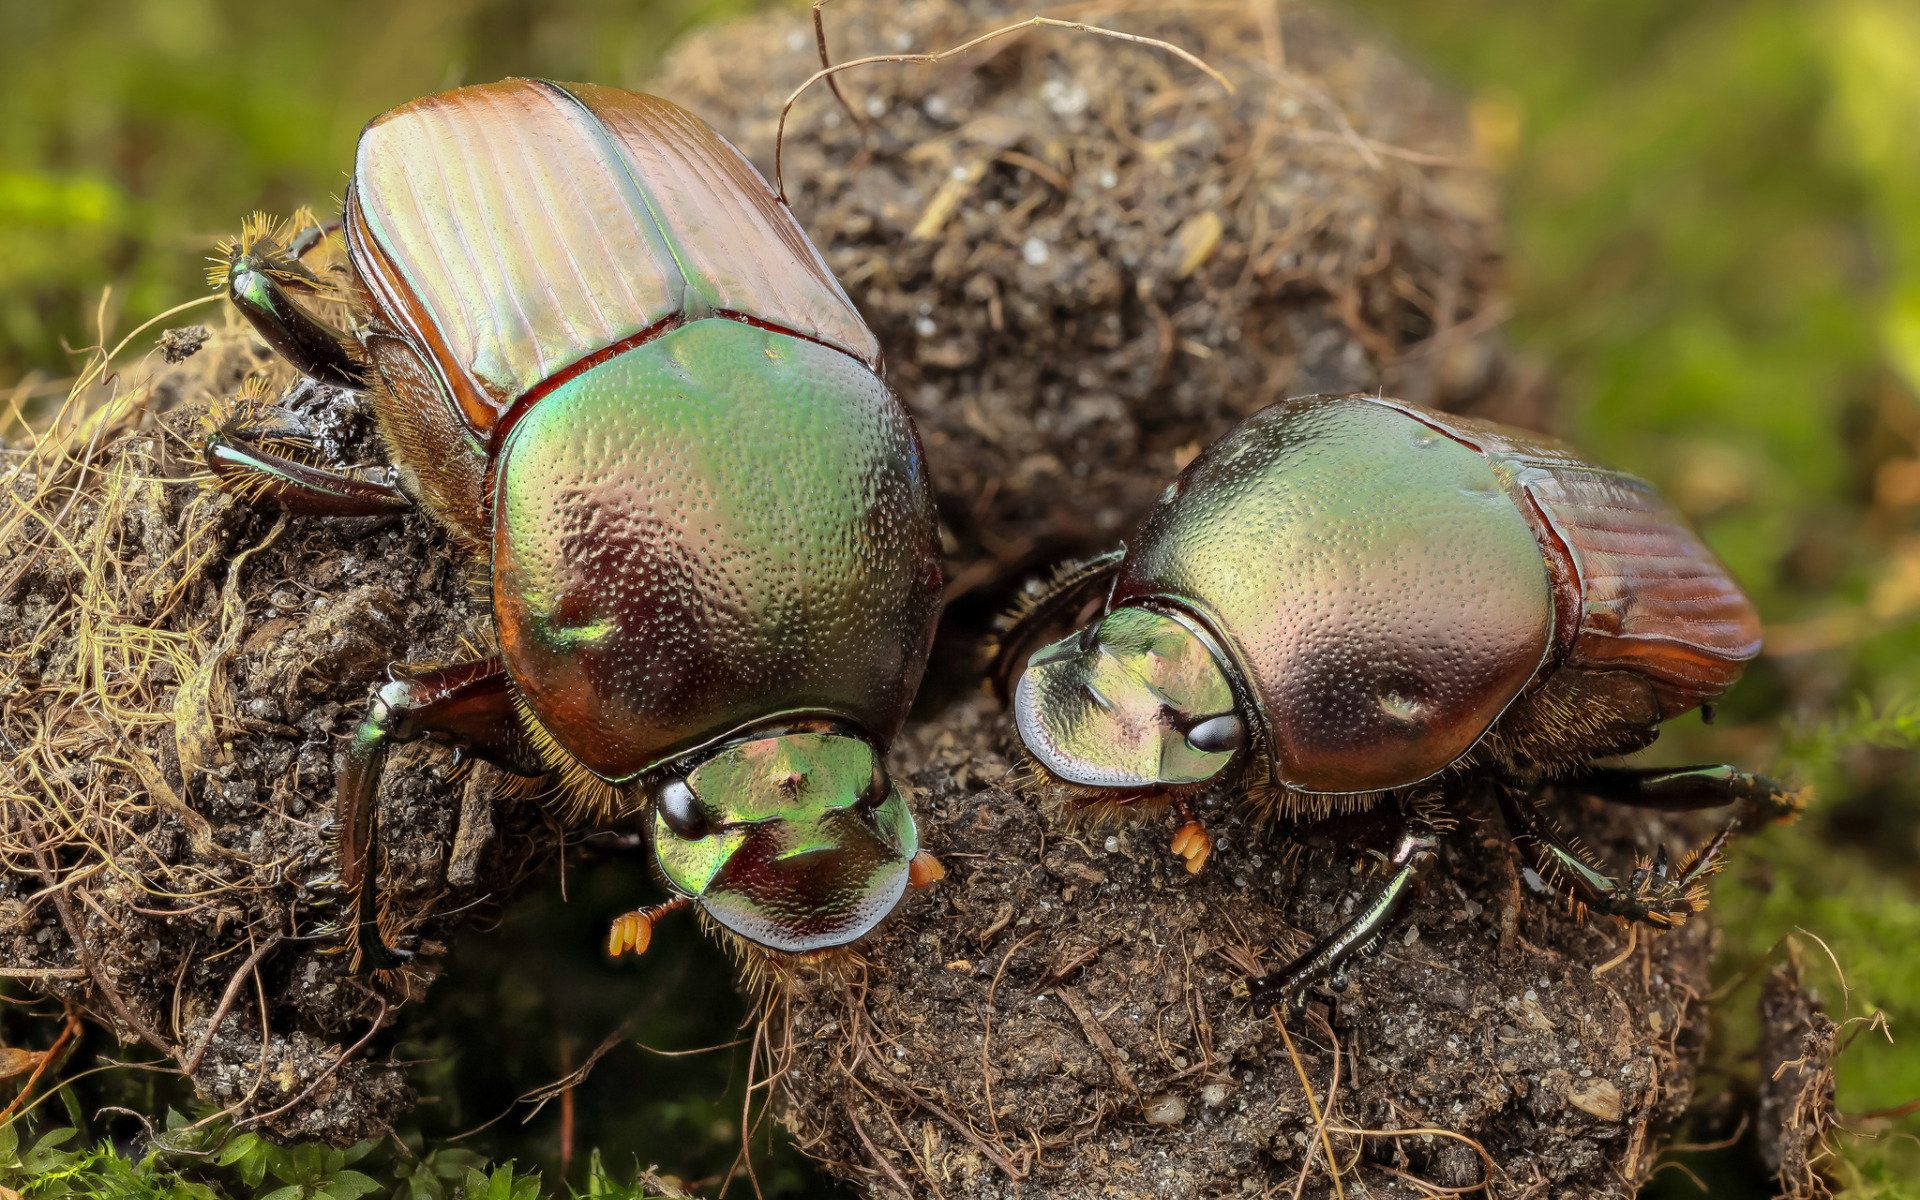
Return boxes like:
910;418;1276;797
995;393;1802;1008
203;80;946;971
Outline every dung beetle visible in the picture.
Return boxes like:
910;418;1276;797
995;393;1800;1009
204;80;946;971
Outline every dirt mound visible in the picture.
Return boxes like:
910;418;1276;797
0;2;1704;1194
653;0;1535;673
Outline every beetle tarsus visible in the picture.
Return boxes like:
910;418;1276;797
1500;768;1804;930
1247;829;1438;1012
1500;782;1694;925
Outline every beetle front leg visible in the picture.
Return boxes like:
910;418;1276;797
218;226;366;388
1247;825;1440;1013
319;658;544;973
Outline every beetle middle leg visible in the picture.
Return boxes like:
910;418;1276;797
1494;767;1801;929
205;404;412;516
315;657;543;972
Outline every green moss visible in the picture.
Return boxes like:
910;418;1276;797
0;1113;685;1200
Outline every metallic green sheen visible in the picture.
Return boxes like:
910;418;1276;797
491;319;941;780
1112;395;1554;794
654;732;915;953
1014;608;1238;788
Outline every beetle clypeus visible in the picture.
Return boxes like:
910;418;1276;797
204;80;946;971
995;393;1801;1009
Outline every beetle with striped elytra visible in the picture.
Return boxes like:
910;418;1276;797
993;392;1802;1009
204;79;948;975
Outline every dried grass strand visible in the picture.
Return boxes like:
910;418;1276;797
774;15;1232;198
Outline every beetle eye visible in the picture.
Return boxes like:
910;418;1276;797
858;760;889;810
1185;713;1247;754
654;777;709;840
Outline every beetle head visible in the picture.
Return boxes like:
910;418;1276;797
1013;605;1245;789
648;730;917;954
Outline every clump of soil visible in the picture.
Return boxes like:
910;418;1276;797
1756;960;1840;1198
0;318;543;1142
652;0;1538;654
657;3;1704;1195
0;1;1710;1194
761;695;1710;1200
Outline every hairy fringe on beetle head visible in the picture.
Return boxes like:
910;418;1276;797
703;908;879;997
511;693;628;823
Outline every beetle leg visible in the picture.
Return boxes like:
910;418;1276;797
1559;768;1797;814
1551;765;1803;921
220;243;366;388
314;658;544;973
989;548;1126;701
1558;764;1803;818
205;428;412;516
1246;827;1440;1013
287;221;340;260
1168;795;1212;874
1493;772;1798;929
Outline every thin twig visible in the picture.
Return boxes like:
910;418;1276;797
1290;1013;1351;1198
182;934;283;1075
1328;1121;1503;1197
1372;1163;1486;1196
981;932;1039;1144
813;1;866;133
1592;923;1638;977
1660;1113;1749;1153
1276;1010;1344;1200
518;1017;634;1117
721;1010;767;1200
0;1007;82;1123
844;1094;916;1198
849;997;1026;1180
635;1036;751;1057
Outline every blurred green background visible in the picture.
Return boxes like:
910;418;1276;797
4;0;1920;1196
